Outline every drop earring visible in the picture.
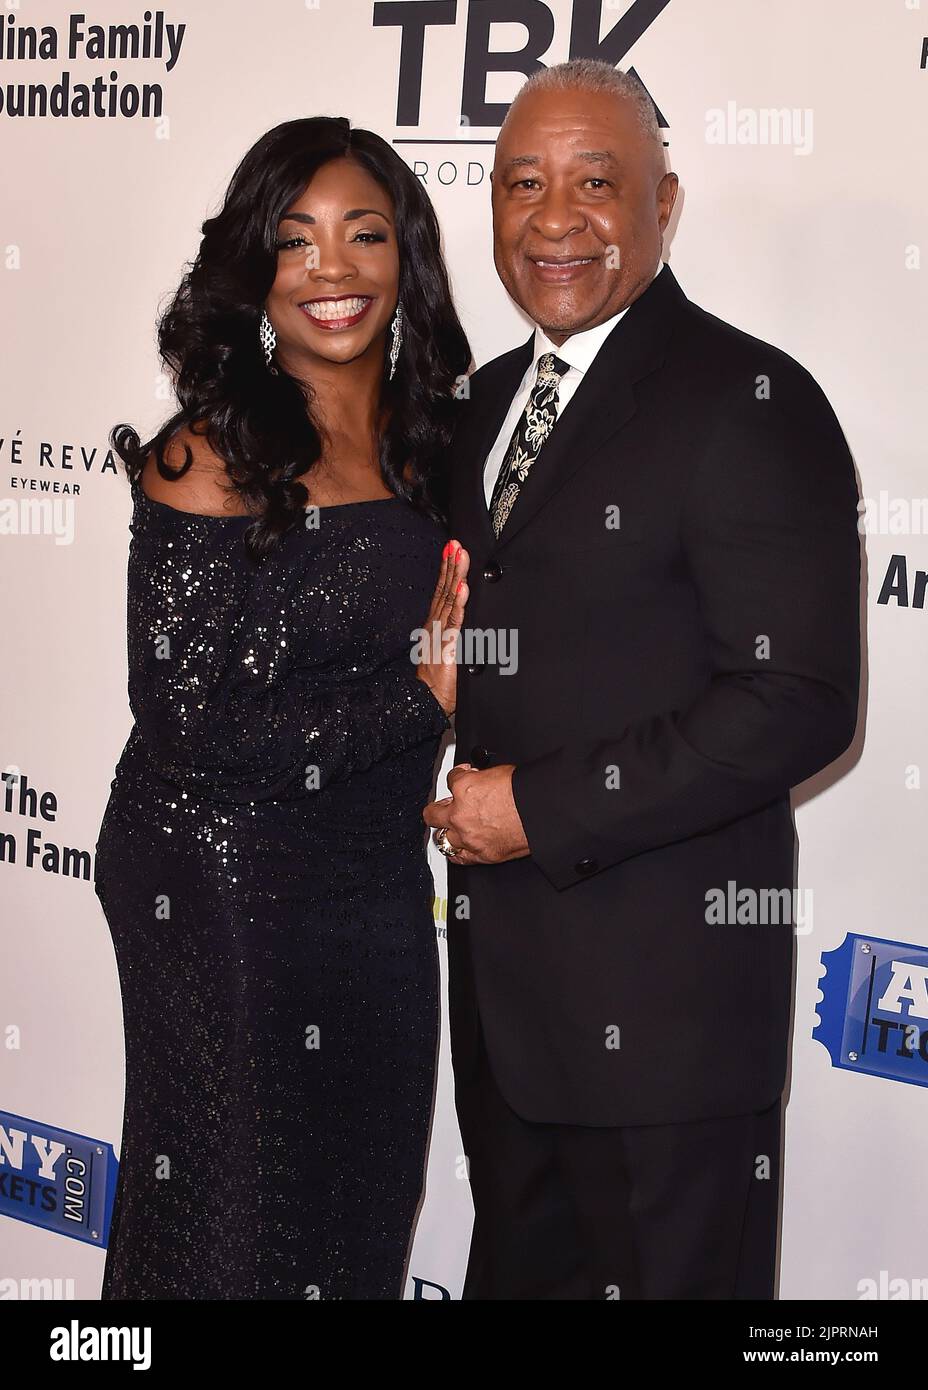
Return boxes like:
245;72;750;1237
388;303;404;381
259;309;278;375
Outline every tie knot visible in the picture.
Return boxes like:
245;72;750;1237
536;352;569;382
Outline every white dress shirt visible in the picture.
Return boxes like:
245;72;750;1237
483;260;665;506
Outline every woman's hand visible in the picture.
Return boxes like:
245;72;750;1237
416;539;469;716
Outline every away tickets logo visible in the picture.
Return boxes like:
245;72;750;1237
0;1110;117;1245
814;933;928;1090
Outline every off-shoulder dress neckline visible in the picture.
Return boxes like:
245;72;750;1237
130;474;402;522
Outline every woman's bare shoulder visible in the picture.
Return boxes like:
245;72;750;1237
140;422;252;517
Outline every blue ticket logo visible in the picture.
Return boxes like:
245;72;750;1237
814;933;928;1089
0;1109;117;1244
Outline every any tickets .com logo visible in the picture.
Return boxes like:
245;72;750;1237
814;933;928;1090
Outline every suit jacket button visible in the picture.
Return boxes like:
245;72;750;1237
483;561;503;582
574;857;598;875
470;745;494;768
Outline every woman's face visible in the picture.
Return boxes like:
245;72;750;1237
266;156;399;371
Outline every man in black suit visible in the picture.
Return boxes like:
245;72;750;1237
423;58;861;1300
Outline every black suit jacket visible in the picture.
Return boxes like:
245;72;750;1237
446;264;861;1127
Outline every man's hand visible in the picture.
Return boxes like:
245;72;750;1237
422;762;531;865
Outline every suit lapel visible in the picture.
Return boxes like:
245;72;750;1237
475;265;688;552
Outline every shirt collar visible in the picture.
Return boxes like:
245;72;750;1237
530;259;665;377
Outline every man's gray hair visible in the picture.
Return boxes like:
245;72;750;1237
509;59;663;151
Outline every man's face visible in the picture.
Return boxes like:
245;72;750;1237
491;87;677;343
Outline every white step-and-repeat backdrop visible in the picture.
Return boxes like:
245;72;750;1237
2;0;926;1300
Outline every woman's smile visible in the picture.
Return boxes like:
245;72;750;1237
298;294;375;330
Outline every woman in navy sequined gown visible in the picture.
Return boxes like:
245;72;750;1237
93;118;471;1299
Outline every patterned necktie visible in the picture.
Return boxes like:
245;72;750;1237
489;351;570;538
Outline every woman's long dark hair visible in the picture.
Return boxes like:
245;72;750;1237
112;116;471;558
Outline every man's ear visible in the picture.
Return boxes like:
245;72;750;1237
657;171;678;230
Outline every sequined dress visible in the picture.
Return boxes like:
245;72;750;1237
93;477;451;1300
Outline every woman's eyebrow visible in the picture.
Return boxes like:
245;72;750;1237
278;208;391;225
